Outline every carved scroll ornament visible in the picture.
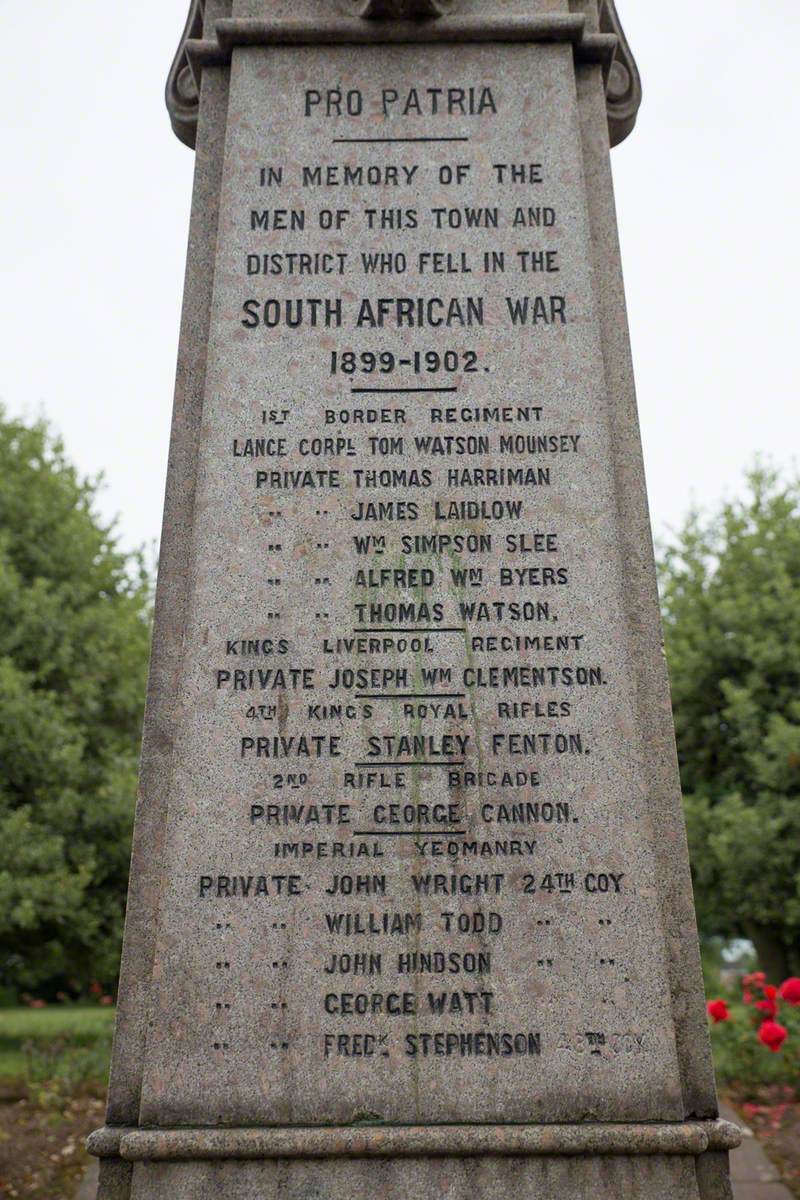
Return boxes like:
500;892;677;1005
600;0;642;147
166;0;205;149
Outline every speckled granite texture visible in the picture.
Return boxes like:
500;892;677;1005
93;2;735;1197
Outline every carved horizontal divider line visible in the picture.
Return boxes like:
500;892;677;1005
88;1120;742;1161
184;14;617;75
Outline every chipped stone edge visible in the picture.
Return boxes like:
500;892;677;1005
87;1120;742;1161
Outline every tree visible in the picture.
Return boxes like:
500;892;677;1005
659;467;800;982
0;408;151;993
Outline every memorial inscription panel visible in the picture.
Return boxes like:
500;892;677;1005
138;40;685;1127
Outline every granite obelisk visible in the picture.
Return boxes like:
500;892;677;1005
89;3;739;1196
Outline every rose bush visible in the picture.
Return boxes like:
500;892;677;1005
707;971;800;1088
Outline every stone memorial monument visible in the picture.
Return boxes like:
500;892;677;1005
89;1;740;1196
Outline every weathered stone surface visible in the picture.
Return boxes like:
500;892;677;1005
94;2;735;1197
167;1;641;148
125;1157;712;1200
89;1119;741;1160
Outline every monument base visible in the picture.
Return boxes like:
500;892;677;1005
89;1121;740;1199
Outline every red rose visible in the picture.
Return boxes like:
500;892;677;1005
758;1020;788;1053
765;985;778;1000
779;978;800;1006
707;999;730;1024
756;998;778;1018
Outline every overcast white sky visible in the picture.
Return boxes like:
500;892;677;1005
2;1;798;554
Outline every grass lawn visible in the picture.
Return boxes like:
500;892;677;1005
0;1009;113;1199
0;1006;115;1079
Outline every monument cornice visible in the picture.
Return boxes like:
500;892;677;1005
166;2;641;151
88;1119;741;1161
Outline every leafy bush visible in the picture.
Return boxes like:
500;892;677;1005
0;409;152;992
707;973;800;1089
660;467;800;980
23;1033;111;1107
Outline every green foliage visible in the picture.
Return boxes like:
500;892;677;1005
660;466;800;976
23;1035;112;1106
700;936;731;996
0;1005;116;1042
707;993;800;1090
0;408;151;991
0;1006;114;1096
